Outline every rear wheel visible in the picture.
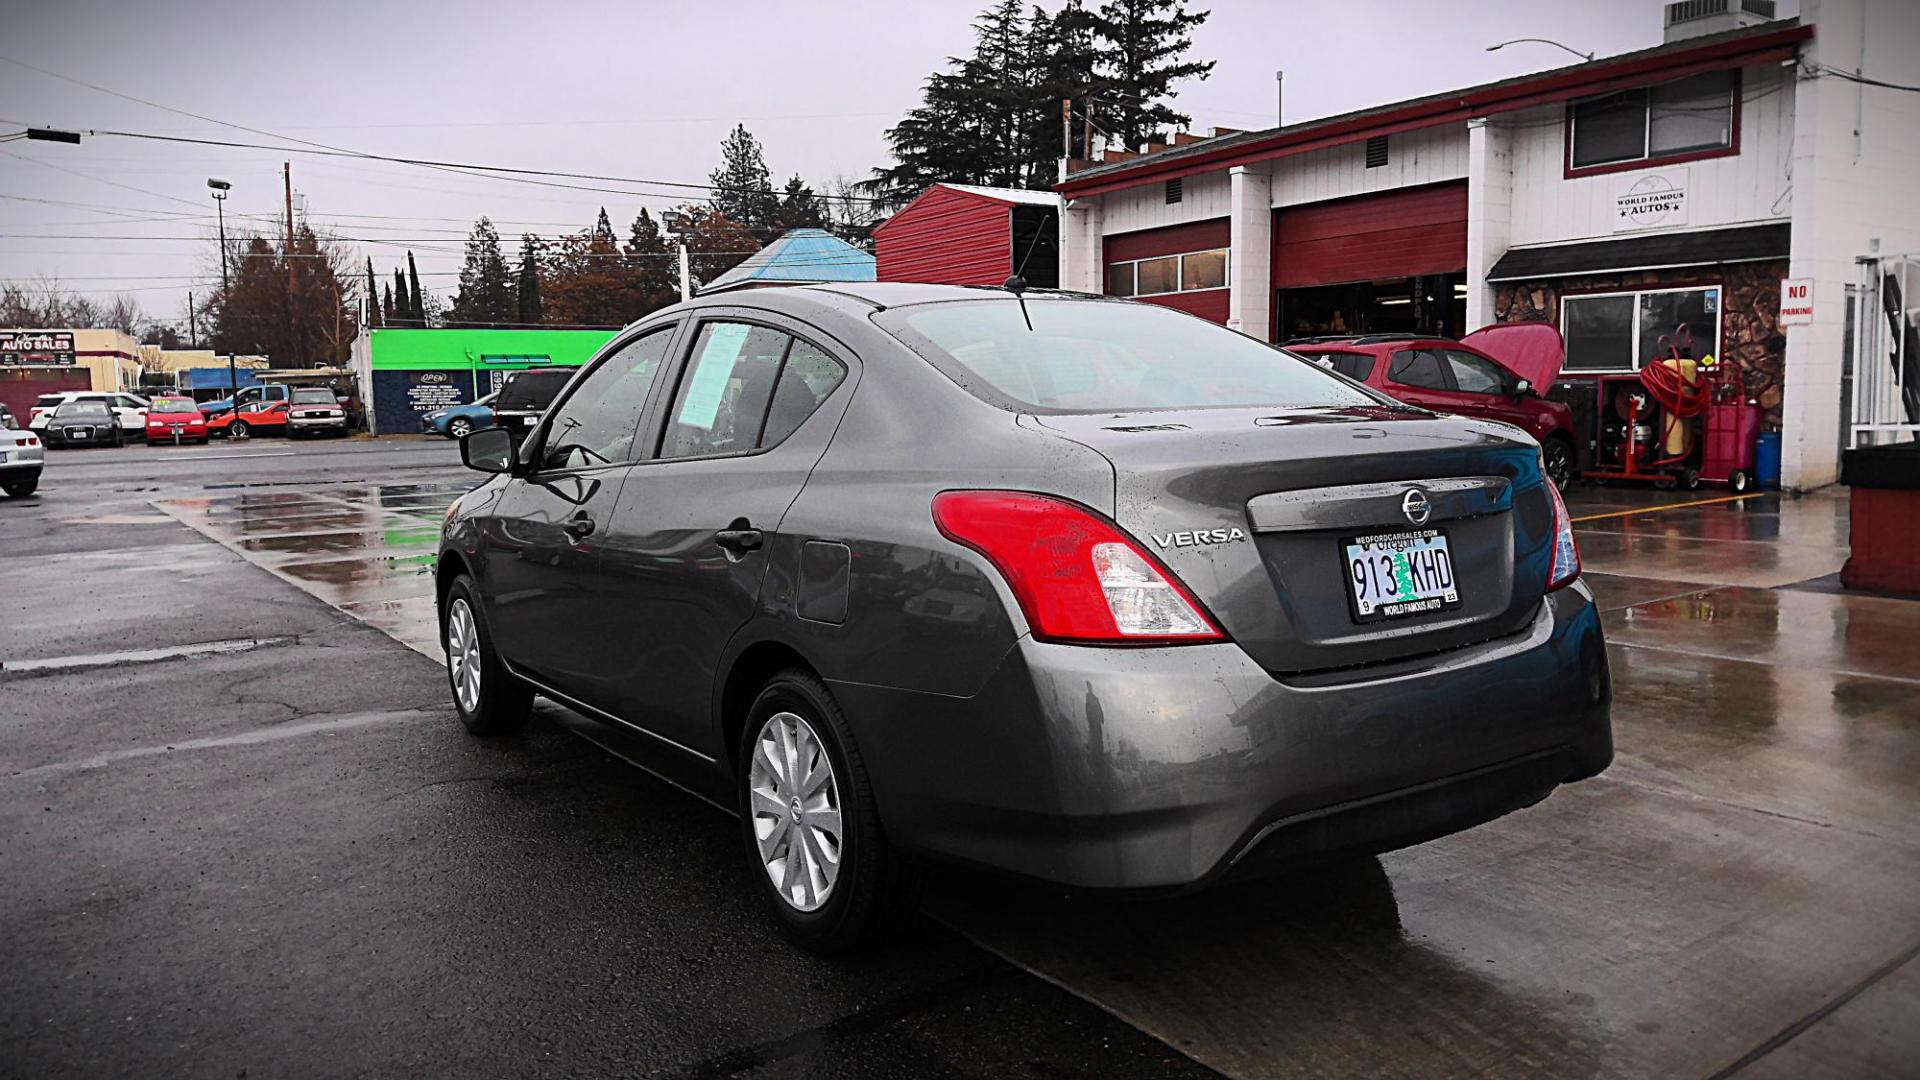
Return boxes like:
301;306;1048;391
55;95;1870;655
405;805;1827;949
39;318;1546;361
441;575;532;736
230;419;250;439
1;473;38;497
738;669;920;954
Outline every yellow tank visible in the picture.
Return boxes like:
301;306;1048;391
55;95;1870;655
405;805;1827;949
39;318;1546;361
1657;357;1699;457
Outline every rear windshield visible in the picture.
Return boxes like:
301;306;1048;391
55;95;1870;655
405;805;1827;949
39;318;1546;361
151;399;198;414
1311;351;1376;381
877;299;1378;413
291;388;336;404
36;395;67;407
495;369;573;410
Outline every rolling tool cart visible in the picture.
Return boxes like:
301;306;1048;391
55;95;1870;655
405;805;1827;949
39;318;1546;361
1580;327;1759;491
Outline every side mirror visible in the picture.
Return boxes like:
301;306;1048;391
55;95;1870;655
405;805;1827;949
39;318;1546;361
1513;378;1533;397
461;426;518;474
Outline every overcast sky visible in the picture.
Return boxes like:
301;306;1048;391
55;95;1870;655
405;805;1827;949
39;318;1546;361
0;0;1797;330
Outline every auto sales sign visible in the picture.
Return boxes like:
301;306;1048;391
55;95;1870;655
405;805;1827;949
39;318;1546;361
0;330;76;366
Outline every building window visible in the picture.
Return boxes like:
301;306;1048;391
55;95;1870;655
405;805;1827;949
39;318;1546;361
1561;285;1722;371
1568;70;1736;173
1107;248;1231;298
1365;135;1389;169
1165;177;1183;204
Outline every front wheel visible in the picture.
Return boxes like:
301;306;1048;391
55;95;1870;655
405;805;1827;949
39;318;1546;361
230;419;249;439
1542;437;1575;492
739;670;921;954
446;418;474;439
441;575;532;735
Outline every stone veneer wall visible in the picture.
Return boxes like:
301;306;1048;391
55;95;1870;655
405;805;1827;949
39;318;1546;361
1493;258;1790;426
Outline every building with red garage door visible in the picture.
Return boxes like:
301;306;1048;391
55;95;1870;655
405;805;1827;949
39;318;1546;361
874;184;1061;289
1055;0;1920;491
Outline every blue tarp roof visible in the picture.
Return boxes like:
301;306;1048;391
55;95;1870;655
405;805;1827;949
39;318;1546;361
180;367;265;390
700;229;875;293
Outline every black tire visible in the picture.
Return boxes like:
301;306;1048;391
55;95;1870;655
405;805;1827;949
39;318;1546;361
737;669;921;954
440;574;532;736
2;473;38;497
1542;436;1575;492
231;419;249;439
1681;468;1701;490
447;418;473;439
1728;469;1750;493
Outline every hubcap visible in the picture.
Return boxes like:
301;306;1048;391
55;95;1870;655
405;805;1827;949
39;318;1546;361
747;711;843;912
445;598;482;713
450;420;470;437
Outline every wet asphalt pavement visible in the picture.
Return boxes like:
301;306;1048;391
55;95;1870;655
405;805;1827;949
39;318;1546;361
4;436;1918;1078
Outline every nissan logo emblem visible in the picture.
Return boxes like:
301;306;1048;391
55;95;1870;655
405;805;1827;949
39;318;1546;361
1401;489;1432;525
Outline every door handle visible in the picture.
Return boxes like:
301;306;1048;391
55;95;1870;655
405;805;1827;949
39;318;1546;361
715;528;764;552
562;511;596;539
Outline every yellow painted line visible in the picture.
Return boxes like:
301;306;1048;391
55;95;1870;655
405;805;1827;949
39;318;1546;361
1572;492;1766;524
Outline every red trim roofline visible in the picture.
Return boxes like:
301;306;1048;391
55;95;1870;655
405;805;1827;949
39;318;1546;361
1057;23;1812;198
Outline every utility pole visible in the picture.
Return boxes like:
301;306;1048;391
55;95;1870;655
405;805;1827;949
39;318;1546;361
284;162;297;368
678;239;691;302
1062;97;1072;164
208;178;233;407
188;292;197;349
1084;97;1096;160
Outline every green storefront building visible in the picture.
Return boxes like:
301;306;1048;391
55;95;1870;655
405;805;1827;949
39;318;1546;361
352;327;617;435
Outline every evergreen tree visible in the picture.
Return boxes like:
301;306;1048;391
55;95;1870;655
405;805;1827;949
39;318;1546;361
448;217;515;327
707;124;780;234
1032;1;1102;160
1087;0;1213;149
776;175;827;230
365;258;382;327
623;209;678;311
382;282;395;327
391;270;407;326
515;234;545;325
543;210;644;327
406;251;425;326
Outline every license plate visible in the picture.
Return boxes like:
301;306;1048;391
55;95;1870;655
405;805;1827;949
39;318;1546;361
522;416;537;427
0;451;7;463
1343;528;1460;622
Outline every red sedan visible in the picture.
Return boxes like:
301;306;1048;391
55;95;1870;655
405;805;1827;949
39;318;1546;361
206;400;289;439
145;397;210;445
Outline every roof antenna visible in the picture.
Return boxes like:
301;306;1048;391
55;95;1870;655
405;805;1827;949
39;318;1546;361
1004;208;1055;333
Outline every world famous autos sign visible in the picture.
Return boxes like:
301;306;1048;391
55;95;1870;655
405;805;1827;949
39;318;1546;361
0;330;77;366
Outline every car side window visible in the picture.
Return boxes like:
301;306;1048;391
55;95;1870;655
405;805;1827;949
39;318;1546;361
759;340;846;447
539;329;674;471
1325;353;1375;381
1388;349;1450;391
1443;350;1508;395
659;323;790;459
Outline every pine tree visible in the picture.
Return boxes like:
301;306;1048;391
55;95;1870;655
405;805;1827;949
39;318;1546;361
406;251;426;326
515;234;545;326
382;282;395;327
1087;0;1214;149
776;175;827;230
365;258;382;327
1032;1;1102;161
448;217;515;327
623;210;678;311
708;124;781;234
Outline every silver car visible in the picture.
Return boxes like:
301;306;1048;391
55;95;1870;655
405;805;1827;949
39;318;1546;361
436;284;1612;952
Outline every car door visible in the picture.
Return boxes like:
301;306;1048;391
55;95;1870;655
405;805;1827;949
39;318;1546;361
595;313;852;758
1383;347;1462;412
477;323;681;705
1437;348;1520;423
113;395;147;433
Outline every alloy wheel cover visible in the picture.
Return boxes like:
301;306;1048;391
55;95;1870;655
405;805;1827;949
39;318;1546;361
747;711;844;912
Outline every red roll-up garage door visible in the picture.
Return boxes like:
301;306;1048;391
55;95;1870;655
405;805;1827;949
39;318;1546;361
1271;182;1467;288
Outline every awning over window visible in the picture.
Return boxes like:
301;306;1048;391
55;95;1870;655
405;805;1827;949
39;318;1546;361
1487;223;1789;282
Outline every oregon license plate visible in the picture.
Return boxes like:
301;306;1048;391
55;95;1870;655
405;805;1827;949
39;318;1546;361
1343;529;1460;622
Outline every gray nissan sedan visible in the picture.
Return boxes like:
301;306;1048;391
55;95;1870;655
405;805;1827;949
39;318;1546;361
437;283;1612;952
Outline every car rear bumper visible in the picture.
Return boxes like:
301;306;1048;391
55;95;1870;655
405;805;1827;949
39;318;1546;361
0;448;44;470
834;582;1611;891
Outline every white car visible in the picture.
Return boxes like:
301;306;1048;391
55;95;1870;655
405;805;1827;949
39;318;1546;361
28;391;149;439
1;423;46;497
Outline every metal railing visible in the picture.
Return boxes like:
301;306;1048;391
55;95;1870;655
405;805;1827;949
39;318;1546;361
1850;253;1920;448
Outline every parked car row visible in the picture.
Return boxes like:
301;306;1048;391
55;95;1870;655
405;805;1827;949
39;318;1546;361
16;387;352;449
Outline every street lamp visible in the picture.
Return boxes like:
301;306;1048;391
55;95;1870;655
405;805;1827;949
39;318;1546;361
1486;38;1595;63
208;178;236;414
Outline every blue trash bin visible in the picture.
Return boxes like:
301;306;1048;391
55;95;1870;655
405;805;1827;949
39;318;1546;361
1755;431;1782;490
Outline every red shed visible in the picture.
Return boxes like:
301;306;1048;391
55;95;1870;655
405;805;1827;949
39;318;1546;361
874;184;1061;288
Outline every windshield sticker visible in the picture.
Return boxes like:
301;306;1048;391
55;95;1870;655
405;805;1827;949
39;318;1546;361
679;324;749;430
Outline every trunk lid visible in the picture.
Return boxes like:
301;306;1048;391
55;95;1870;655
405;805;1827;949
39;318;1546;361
1031;405;1557;675
1461;322;1566;391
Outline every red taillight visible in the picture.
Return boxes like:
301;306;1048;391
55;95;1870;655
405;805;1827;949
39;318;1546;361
23;436;37;447
1545;478;1581;591
931;490;1224;645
